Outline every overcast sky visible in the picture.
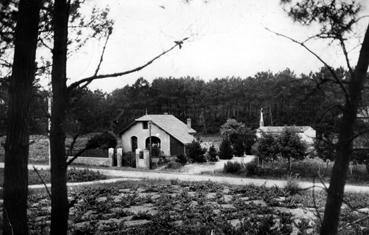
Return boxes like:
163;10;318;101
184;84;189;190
64;0;369;92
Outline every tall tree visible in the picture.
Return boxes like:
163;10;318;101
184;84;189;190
49;1;187;233
278;1;369;234
2;0;41;234
50;0;69;233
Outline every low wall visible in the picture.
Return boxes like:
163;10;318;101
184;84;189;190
67;156;112;167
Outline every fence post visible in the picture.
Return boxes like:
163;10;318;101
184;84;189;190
116;148;122;167
108;148;115;167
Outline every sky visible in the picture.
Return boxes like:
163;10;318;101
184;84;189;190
63;0;369;92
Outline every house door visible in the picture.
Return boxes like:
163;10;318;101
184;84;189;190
146;136;161;157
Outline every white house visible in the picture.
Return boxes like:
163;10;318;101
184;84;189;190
256;108;316;145
120;114;196;156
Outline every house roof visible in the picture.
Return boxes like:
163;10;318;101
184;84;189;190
122;114;196;144
258;126;313;133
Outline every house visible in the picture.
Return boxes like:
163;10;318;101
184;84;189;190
256;108;316;145
120;114;196;156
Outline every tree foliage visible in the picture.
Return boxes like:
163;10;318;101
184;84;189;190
185;140;207;163
255;132;279;162
277;128;307;170
219;138;233;160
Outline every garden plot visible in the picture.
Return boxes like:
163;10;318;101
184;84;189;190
26;179;369;234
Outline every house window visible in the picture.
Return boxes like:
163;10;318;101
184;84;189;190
142;121;148;129
131;136;138;152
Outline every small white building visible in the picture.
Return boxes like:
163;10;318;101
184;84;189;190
120;114;196;156
256;108;316;145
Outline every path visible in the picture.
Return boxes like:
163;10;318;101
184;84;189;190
1;163;369;193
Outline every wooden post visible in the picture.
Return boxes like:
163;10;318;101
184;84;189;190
149;120;152;167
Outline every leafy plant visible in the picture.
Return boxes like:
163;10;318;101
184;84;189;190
185;140;207;163
207;145;218;162
223;161;245;173
176;154;188;165
255;132;278;162
285;175;301;195
219;138;233;160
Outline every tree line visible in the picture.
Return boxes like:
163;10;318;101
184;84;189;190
0;67;350;138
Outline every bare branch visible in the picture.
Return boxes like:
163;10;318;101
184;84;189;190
78;29;112;90
68;133;81;156
32;166;51;199
68;37;189;91
65;148;87;166
338;36;354;76
38;37;52;52
265;27;350;102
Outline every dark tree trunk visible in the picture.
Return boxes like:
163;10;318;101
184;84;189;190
50;0;69;234
2;0;41;234
321;24;369;235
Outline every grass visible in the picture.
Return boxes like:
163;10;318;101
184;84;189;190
219;158;369;186
0;167;107;185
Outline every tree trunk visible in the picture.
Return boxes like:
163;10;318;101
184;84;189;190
50;0;69;234
2;1;41;234
321;24;369;235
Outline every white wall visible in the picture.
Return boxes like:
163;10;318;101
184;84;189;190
121;122;171;156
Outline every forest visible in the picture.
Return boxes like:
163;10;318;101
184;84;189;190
0;67;352;137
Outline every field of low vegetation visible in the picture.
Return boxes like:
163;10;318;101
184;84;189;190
0;167;106;185
25;179;369;235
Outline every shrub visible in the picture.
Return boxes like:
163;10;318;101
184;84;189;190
207;145;218;162
185;140;207;163
67;168;106;182
224;161;245;173
166;160;183;169
255;132;278;162
176;154;188;165
285;175;301;195
219;138;233;159
86;132;117;150
245;162;259;176
220;119;256;156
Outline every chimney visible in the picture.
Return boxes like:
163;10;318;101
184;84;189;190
187;118;192;129
259;108;264;127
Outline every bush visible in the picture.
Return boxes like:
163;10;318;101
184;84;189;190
245;162;259;176
86;132;117;150
224;161;244;173
185;140;207;163
67;168;106;182
219;138;233;160
255;132;278;162
166;160;183;169
284;175;301;195
176;154;188;165
207;145;218;162
220;119;256;156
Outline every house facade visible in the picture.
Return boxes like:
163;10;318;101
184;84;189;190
120;114;196;156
